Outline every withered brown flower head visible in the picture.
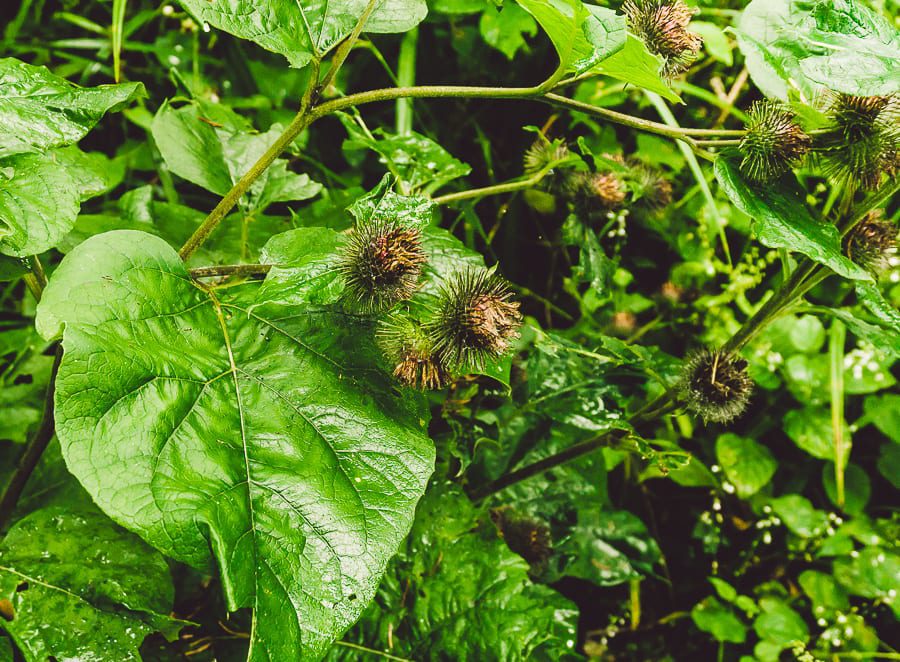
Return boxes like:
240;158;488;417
585;171;627;209
428;268;523;369
681;349;753;424
339;219;427;313
818;93;900;191
739;101;812;183
628;159;673;209
624;0;703;77
377;315;450;390
491;507;553;574
846;211;898;276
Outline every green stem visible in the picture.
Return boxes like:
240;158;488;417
22;255;47;302
179;84;748;262
830;319;847;509
0;346;62;530
433;166;556;205
189;263;272;279
395;27;418;135
316;0;379;98
178;110;313;261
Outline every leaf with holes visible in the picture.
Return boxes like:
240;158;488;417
35;229;435;661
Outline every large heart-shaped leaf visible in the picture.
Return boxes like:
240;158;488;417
0;507;182;662
0;58;143;159
715;159;871;281
35;229;435;660
174;0;428;68
736;0;900;101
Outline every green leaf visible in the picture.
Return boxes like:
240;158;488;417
35;229;435;660
715;159;871;282
174;0;427;68
753;597;808;647
0;507;182;662
715;433;777;498
709;577;738;603
798;570;850;614
692;21;733;66
855;282;900;331
589;35;681;103
338;113;471;194
691;596;747;644
825;308;900;360
515;0;625;76
784;406;849;461
878;442;900;489
480;4;538;60
736;0;900;101
561;509;661;586
769;494;828;538
0;152;78;257
0;146;124;256
151;101;321;210
833;547;900;613
0;57;144;158
335;485;580;660
863;394;900;443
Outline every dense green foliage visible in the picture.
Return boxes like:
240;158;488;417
0;0;898;660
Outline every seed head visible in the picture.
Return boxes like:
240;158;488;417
491;507;553;574
428;268;523;370
624;0;703;77
680;349;753;424
377;314;450;390
846;211;898;276
339;219;426;313
818;93;899;191
523;138;570;176
583;171;627;209
739;101;812;183
628;160;673;209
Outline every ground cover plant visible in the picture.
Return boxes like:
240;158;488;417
0;0;898;659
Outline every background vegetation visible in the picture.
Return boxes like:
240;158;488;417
0;0;898;660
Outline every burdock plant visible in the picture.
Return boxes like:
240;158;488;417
428;267;523;370
377;314;450;390
339;219;427;313
846;212;898;276
817;93;899;191
680;349;753;424
624;0;703;77
739;101;812;184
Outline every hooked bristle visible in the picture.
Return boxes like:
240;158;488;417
680;349;753;424
377;314;450;390
817;93;899;191
624;0;703;77
427;267;523;370
845;211;898;276
338;219;427;313
739;101;812;183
